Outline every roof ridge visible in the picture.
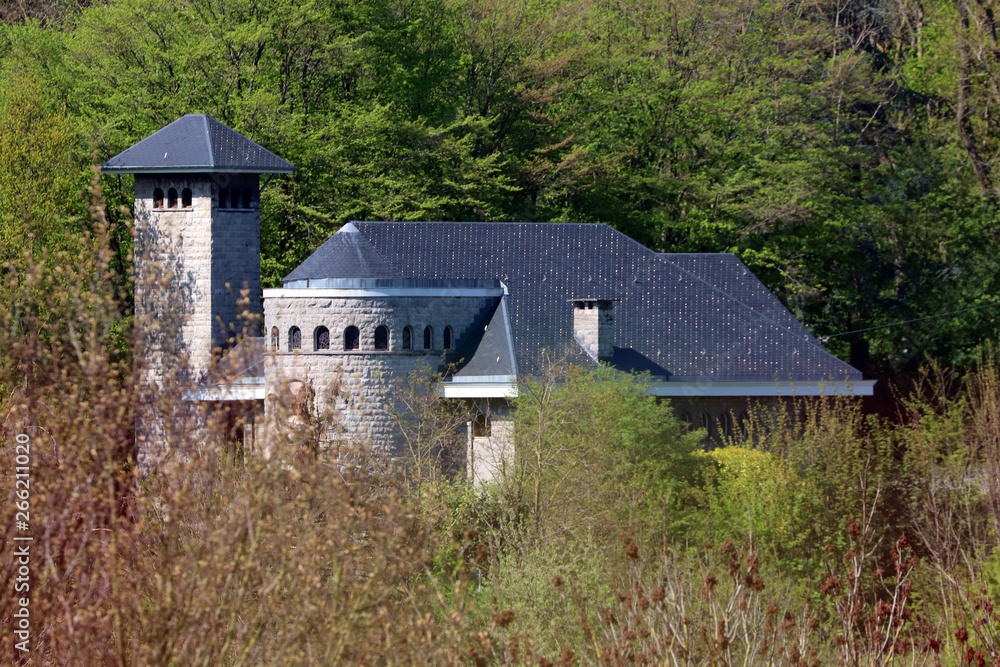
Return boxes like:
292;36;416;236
654;254;821;346
499;295;518;377
605;225;819;345
201;115;215;169
354;220;612;228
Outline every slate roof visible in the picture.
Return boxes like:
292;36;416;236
662;254;812;338
447;296;519;379
330;221;862;382
284;222;399;282
102;114;295;174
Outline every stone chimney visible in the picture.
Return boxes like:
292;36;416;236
572;299;615;362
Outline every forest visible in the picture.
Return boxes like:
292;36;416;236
2;0;1000;381
3;0;1000;664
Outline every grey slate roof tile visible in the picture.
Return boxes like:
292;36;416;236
340;221;862;382
102;114;294;174
283;222;399;282
448;296;518;378
661;254;811;338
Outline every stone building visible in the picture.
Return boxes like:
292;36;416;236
103;115;874;480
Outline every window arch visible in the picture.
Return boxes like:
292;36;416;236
344;326;360;351
314;326;330;350
219;188;228;208
423;326;433;350
153;188;164;208
181;187;192;208
718;413;732;438
270;326;279;350
402;326;412;350
443;326;454;350
242;188;252;208
738;412;750;438
288;326;301;351
374;325;389;350
167;188;178;208
230;189;240;209
680;412;692;432
700;413;712;442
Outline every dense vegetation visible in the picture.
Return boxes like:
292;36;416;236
3;0;1000;379
2;219;1000;662
5;0;1000;663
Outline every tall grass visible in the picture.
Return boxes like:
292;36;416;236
2;185;1000;663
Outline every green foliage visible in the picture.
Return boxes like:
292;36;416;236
697;446;816;560
504;363;705;543
0;72;87;267
489;530;614;655
4;0;1000;377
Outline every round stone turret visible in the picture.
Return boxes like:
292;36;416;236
263;223;504;454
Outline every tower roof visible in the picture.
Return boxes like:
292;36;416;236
101;114;295;174
283;223;400;283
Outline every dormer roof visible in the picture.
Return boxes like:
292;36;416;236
101;114;295;174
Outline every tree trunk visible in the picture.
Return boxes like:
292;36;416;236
957;2;993;196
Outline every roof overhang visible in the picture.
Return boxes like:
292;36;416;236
265;286;506;299
439;376;519;398
183;380;266;402
104;166;294;174
648;379;876;397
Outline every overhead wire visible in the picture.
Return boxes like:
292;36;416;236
819;302;1000;342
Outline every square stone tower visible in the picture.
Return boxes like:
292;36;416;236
102;114;294;469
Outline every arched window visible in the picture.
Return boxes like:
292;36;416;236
443;326;453;350
718;413;732;438
680;412;692;432
167;188;178;208
153;188;164;208
181;188;192;208
270;326;279;350
402;326;412;350
242;188;252;208
230;189;240;209
738;412;750;438
219;188;228;208
423;326;433;350
288;326;301;351
344;326;360;351
374;325;389;350
700;413;710;431
314;326;330;350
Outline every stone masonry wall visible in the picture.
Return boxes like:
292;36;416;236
133;174;262;470
134;175;214;469
134;175;214;380
466;398;514;487
573;301;614;362
134;174;261;376
212;174;261;350
666;395;794;443
263;292;498;455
